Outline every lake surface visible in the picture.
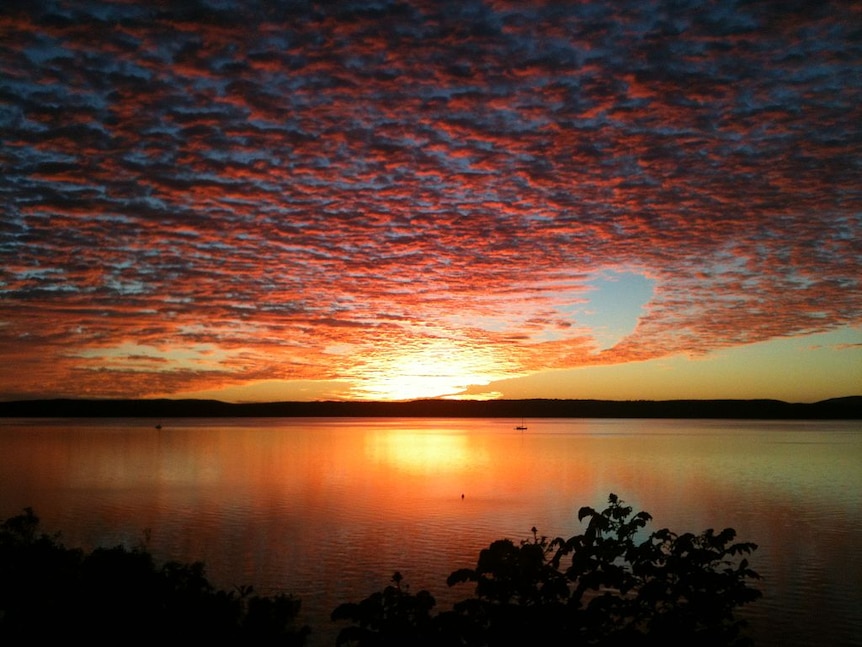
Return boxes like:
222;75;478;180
1;417;860;646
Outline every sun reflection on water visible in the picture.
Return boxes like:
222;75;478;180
364;430;481;473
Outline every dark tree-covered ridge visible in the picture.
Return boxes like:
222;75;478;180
1;396;859;419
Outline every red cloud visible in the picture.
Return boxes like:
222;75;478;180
1;2;859;400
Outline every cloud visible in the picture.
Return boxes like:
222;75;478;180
0;0;860;399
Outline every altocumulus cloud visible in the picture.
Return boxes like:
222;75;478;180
0;0;860;399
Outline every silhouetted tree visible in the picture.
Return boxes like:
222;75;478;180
0;508;309;644
550;494;761;645
1;496;761;646
333;494;761;646
332;571;439;646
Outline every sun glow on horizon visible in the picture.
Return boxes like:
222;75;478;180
1;2;859;405
347;341;519;401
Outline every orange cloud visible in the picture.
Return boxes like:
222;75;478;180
1;1;859;400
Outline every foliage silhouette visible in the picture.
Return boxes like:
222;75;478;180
1;496;761;645
332;494;761;646
331;571;439;646
0;508;309;644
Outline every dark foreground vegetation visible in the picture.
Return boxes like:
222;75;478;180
1;495;761;646
0;508;310;644
2;395;859;419
331;495;761;646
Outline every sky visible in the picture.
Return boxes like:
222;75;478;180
1;0;860;403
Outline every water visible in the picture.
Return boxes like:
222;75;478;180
0;417;860;646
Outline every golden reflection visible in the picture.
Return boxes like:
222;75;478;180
365;431;476;473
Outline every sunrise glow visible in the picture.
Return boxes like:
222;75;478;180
346;339;516;401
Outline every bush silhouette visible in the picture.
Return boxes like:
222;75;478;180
1;495;761;645
333;494;761;646
0;508;309;644
331;571;440;646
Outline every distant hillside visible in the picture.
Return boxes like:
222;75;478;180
1;396;860;419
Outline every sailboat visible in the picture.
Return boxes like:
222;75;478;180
514;418;527;431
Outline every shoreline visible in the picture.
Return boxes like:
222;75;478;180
1;396;859;420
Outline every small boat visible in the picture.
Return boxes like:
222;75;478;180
155;423;162;430
514;419;527;431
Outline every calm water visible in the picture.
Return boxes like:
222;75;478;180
0;417;860;646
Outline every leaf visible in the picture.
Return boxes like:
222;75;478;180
330;602;361;621
634;511;653;525
447;568;477;587
335;625;369;646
